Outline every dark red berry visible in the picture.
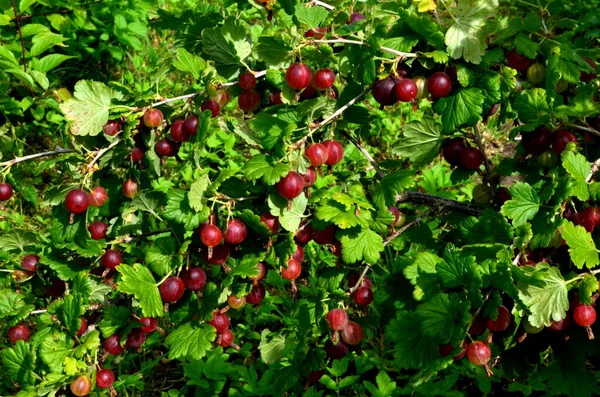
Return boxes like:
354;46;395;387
201;99;220;118
8;324;31;344
182;115;199;136
96;369;115;389
249;263;267;282
467;341;491;366
581;58;597;82
341;321;364;345
442;138;467;167
170;120;189;142
218;329;234;347
507;49;532;72
224;220;247;245
300;84;317;101
88;221;108;240
353;287;374;306
440;341;467;360
246;282;266;305
372;77;397;106
65;189;90;214
281;258;301;280
521;127;552;155
583;206;600;228
101;249;123;270
104;334;124;355
427;72;452;99
143;109;163;128
303;168;317;187
459;147;484;170
495;187;511;206
89;187;108;207
122;179;140;199
45;278;66;298
155;138;176;157
485;305;511;332
304;27;327;39
0;183;13;201
312;68;336;91
286;63;313;90
292;244;304;263
323;140;344;166
277;171;304;200
549;317;570;331
238;90;261;113
348;274;373;290
138;317;158;333
325;340;348;360
394;78;418;102
469;316;486;335
574;305;597;327
160;276;185;303
126;328;146;349
295;222;313;245
77;318;87;337
269;91;283;105
21;254;39;273
305;143;329;167
103;119;122;136
209;312;230;333
260;213;280;234
552;130;577;153
131;147;144;163
200;224;222;247
311;225;335;245
181;267;207;291
239;72;257;90
206;244;231;266
326;308;348;331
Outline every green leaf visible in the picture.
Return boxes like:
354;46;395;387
255;36;292;66
0;290;26;319
372;170;416;208
59;295;85;336
0;229;37;253
127;192;162;219
98;306;131;338
559;221;599;269
393;117;444;164
258;329;287;365
164;190;206;230
562;151;590;181
173;48;207;79
433;88;484;133
444;0;498;64
189;172;210;212
518;264;568;327
165;322;216;361
514;33;538;59
268;193;308;232
59;80;124;136
294;4;328;29
116;264;163;318
251;113;295;150
40;332;73;374
363;371;397;397
386;312;438;369
339;228;384;264
315;198;370;229
500;182;540;227
579;275;598;306
514;88;550;124
416;293;471;344
1;341;37;387
32;54;75;73
201;27;243;78
245;155;289;185
145;237;177;276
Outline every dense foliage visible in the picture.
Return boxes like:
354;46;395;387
3;0;600;395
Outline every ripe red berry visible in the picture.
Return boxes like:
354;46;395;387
325;340;348;360
0;183;13;201
323;140;344;166
21;254;39;273
521;127;552;155
260;213;280;234
281;258;302;280
182;115;199;136
304;26;327;38
440;341;467;360
305;143;329;167
300;84;317;101
160;276;185;303
495;187;511;206
312;68;336;91
552;130;577;153
507;49;532;72
143;108;163;128
286;63;312;90
469;316;486;335
65;189;90;214
89;187;108;207
246;282;266;305
549;317;570;331
228;295;246;309
104;334;124;355
224;220;247;245
131;147;144;163
218;329;234;347
249;263;267;282
126;328;147;349
341;321;364;345
277;171;304;200
348;274;373;290
169;120;189;142
200;224;222;247
269;91;283;105
181;267;207;291
427;72;452;99
138;317;158;333
347;12;366;24
372;77;398;106
8;324;31;344
467;341;492;367
122;179;140;199
96;369;115;389
101;249;123;270
353;287;374;306
311;225;335;245
45;278;66;298
201;99;220;118
70;375;92;397
442;138;467;167
394;78;418;102
388;206;402;226
485;305;511;332
292;244;304;263
295;222;313;245
326;308;349;331
206;244;231;266
459;147;484;170
239;72;257;90
103;119;122;136
155;138;177;157
574;305;597;327
581;58;597;82
77;318;87;337
238;90;261;113
583;206;600;228
303;167;317;187
88;221;108;240
209;312;230;333
215;90;230;107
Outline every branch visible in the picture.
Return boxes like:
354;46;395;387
313;39;419;59
588;158;600;182
310;0;335;10
349;264;371;294
10;0;26;72
86;139;121;172
383;207;437;246
473;124;492;174
340;131;385;177
566;123;600;137
0;147;75;167
397;192;484;216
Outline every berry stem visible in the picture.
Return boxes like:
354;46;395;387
0;147;75;167
348;264;371;294
587;157;600;182
86;138;122;172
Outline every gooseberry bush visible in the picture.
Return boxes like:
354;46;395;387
3;0;600;395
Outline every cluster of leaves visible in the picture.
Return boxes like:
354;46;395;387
3;0;600;396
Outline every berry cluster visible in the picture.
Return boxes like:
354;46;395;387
325;308;364;360
442;138;484;170
372;68;452;107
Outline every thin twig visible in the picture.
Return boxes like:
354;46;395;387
566;123;600;137
30;309;47;315
110;228;172;244
349;264;371;294
86;139;121;172
473;124;492;174
340;131;385;177
10;0;26;72
0;147;75;167
587;158;600;182
313;39;419;59
397;192;484;216
383;207;437;246
310;0;335;10
221;70;267;88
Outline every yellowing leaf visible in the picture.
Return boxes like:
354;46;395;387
413;0;437;12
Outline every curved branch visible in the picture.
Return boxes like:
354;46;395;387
86;139;121;172
397;192;484;216
313;39;419;59
0;147;75;167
